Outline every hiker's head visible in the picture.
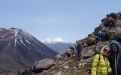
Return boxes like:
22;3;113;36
78;43;81;46
103;46;111;56
111;44;118;52
110;40;121;53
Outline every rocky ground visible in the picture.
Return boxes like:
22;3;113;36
46;57;93;75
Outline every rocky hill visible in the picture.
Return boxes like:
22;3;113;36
5;11;121;75
0;28;57;74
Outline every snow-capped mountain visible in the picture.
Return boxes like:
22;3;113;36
41;37;69;44
0;28;57;72
40;37;73;54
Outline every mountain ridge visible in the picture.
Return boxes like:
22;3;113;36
0;28;57;72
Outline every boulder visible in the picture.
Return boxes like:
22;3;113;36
76;40;82;45
82;50;95;59
55;54;63;61
82;43;88;48
86;36;96;46
107;28;121;41
107;30;115;40
108;12;117;19
103;16;114;27
95;41;109;53
65;49;74;58
114;20;121;27
116;13;121;19
32;58;55;73
75;62;87;69
114;28;121;41
18;67;33;75
69;44;76;50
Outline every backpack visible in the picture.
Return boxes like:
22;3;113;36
98;31;102;36
101;32;106;35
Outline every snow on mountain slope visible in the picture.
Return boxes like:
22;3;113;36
40;37;70;44
40;37;73;54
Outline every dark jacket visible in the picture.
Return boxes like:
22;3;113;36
76;44;83;51
110;40;121;75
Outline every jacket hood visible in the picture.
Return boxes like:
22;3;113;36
110;40;121;52
100;45;111;56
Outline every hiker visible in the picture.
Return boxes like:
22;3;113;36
91;45;112;75
109;40;121;75
95;36;101;45
97;30;102;38
100;30;106;42
76;43;83;61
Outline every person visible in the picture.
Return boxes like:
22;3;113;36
95;36;101;45
109;40;121;75
100;30;107;42
97;30;102;37
102;30;106;35
91;45;112;75
76;43;83;61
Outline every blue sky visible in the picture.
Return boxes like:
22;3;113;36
0;0;121;43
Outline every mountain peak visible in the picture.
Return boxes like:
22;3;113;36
40;37;69;44
0;28;57;72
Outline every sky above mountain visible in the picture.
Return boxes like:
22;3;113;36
0;0;121;43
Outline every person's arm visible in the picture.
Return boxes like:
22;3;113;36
91;54;100;75
81;45;83;50
108;56;112;73
76;45;79;50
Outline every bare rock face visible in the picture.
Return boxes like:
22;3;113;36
32;58;55;73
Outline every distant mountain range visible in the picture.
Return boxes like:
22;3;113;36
0;28;57;72
40;37;73;54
